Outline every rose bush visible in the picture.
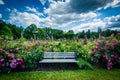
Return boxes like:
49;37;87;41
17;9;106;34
92;37;120;70
0;48;24;73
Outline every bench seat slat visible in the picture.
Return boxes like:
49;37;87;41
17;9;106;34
43;52;76;59
39;52;78;63
43;56;76;59
39;59;79;63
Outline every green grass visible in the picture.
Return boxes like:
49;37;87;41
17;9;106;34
0;69;120;80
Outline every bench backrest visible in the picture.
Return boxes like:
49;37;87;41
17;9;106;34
43;52;76;59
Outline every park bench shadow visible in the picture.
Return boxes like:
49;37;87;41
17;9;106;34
36;63;80;71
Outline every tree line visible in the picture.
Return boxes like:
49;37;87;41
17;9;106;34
0;20;119;40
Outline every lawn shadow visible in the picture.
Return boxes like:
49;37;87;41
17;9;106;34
36;63;80;71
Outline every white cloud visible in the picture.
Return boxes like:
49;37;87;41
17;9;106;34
42;0;120;32
104;15;120;29
7;0;120;33
71;19;106;33
104;15;120;22
45;1;69;15
0;0;4;5
104;0;120;9
0;13;2;18
26;6;37;13
70;15;120;33
44;0;119;28
42;12;97;28
48;0;64;3
6;8;11;12
53;0;120;14
110;27;120;30
26;6;44;17
8;9;42;27
39;0;47;5
44;1;97;27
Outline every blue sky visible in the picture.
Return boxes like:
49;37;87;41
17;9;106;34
0;0;120;33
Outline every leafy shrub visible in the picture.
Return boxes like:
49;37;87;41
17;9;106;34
77;41;96;62
116;33;120;40
92;38;120;70
0;48;24;73
18;37;26;43
42;40;94;69
77;58;93;69
22;41;43;70
44;41;83;52
75;41;96;69
0;37;16;49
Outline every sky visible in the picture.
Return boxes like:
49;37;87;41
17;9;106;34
0;0;120;33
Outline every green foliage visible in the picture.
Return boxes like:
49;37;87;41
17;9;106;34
0;40;14;49
0;25;13;39
116;33;120;40
23;24;38;39
22;44;43;70
77;41;96;61
0;48;24;73
8;24;23;39
77;30;85;38
77;58;93;69
64;30;75;39
0;20;120;40
0;20;23;40
37;28;46;39
22;51;35;70
52;29;64;39
92;36;120;70
0;32;120;72
18;37;26;43
43;28;64;40
44;41;83;52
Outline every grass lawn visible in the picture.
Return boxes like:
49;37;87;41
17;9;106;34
0;69;120;80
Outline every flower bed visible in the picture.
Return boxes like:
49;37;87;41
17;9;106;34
0;48;24;73
0;34;120;73
92;34;120;70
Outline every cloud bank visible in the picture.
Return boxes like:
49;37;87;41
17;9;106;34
0;0;4;5
7;0;120;32
0;13;2;18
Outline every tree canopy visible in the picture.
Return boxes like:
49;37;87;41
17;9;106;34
0;20;119;40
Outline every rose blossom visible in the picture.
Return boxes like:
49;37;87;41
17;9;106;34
93;54;97;57
0;48;2;51
0;58;4;62
93;49;97;53
8;54;14;59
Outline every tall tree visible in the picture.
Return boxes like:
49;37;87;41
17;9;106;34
86;29;91;39
23;24;37;39
65;30;75;39
52;29;64;39
37;28;46;40
0;25;13;39
8;24;23;39
0;20;13;39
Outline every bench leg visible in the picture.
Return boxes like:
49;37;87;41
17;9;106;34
40;63;42;70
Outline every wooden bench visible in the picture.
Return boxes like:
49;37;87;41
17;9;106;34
39;52;79;63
